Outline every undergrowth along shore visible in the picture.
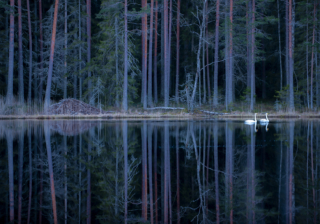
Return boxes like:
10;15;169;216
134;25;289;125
1;98;320;119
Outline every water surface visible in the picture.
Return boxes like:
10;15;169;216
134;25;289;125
0;119;319;223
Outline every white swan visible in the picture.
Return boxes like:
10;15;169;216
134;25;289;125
244;113;257;125
260;113;269;123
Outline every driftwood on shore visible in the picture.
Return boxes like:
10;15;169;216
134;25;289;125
47;98;112;115
145;107;185;110
199;110;230;115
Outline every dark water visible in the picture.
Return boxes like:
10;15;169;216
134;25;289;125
0;119;319;224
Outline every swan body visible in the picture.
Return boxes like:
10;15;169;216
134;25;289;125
245;113;257;125
260;113;269;123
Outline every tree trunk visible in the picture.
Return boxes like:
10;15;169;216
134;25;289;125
250;0;255;111
18;0;24;103
229;0;234;110
87;0;92;104
213;0;220;106
164;0;169;107
44;0;60;112
154;0;159;104
142;122;148;220
79;0;82;100
161;5;165;99
148;0;155;107
142;0;148;109
115;17;119;107
44;121;58;224
64;0;68;99
123;0;128;111
206;0;211;101
307;2;309;108
288;0;295;111
27;0;33;104
39;0;44;102
168;0;173;100
34;2;38;102
277;0;283;91
203;37;206;104
175;0;180;104
310;2;316;110
6;0;14;104
148;124;154;223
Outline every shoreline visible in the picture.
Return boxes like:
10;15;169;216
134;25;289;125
0;111;320;120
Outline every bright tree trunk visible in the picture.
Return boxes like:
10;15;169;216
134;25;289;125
44;0;60;112
175;0;180;104
205;0;211;101
250;0;255;111
39;0;44;102
122;0;128;111
288;0;295;111
27;0;33;104
154;0;159;104
87;0;92;103
18;0;24;103
6;0;14;104
148;0;155;107
213;0;220;106
142;0;148;109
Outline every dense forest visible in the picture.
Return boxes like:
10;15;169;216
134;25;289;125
0;0;319;112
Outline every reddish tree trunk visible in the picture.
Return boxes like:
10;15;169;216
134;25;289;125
44;122;58;224
213;0;220;106
148;0;155;107
18;0;24;103
44;0;60;111
175;0;181;103
154;0;159;104
6;0;14;104
27;0;33;104
164;0;169;106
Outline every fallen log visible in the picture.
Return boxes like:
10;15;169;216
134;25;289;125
145;107;185;110
199;110;229;115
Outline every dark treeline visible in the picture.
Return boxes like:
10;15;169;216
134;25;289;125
0;0;320;112
0;120;319;223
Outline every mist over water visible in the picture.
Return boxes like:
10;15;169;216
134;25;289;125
0;119;319;223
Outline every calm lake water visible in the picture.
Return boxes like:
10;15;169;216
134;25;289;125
0;119;319;223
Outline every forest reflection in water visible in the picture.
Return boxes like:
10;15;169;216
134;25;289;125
0;119;319;224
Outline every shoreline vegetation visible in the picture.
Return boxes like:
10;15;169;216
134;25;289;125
1;98;320;120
